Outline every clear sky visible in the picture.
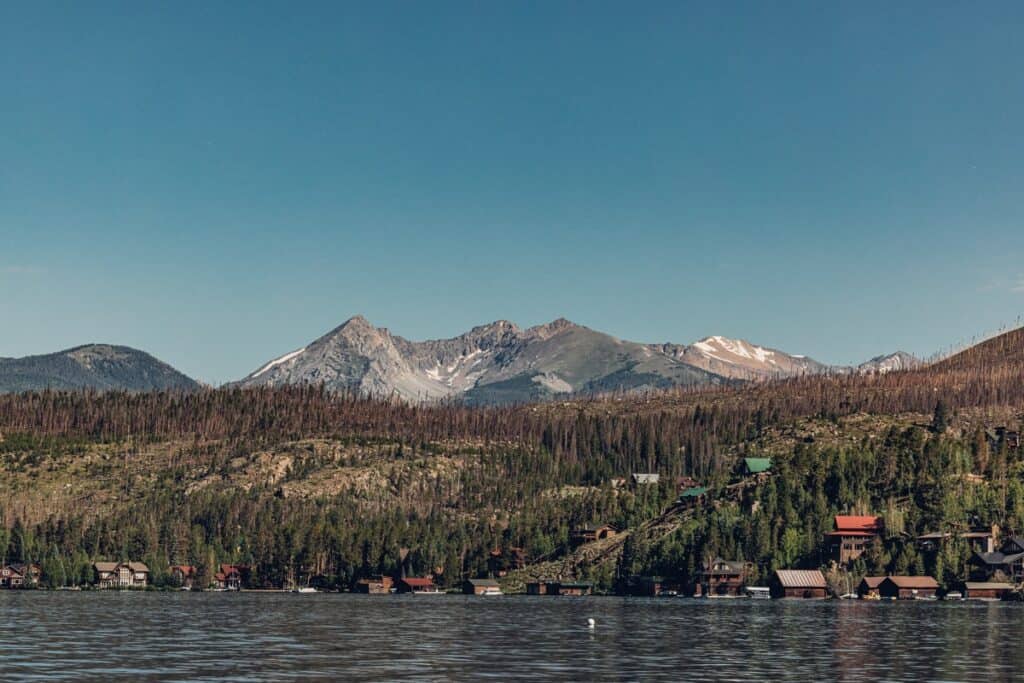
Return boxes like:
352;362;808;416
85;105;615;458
2;2;1023;383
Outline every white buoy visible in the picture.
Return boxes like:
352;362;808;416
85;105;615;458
587;618;595;629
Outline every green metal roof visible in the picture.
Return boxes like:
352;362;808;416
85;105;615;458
680;486;708;498
744;457;772;473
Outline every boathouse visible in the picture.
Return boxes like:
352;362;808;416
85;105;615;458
878;576;939;600
354;575;394;594
857;576;885;599
826;516;883;564
94;561;149;589
463;578;502;595
769;570;828;599
964;581;1015;600
526;580;552;595
396;577;438;594
550;581;593;596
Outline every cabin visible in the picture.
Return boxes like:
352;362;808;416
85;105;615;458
878;576;939;600
699;557;747;597
396;577;438;594
354;575;394;594
857;576;885;599
571;525;618;545
770;570;828;599
826;516;883;564
742;457;772;478
964;581;1015;600
526;580;553;595
487;547;526;577
463;578;502;595
970;536;1024;582
918;527;996;554
94;561;149;589
215;564;246;590
550;581;593;596
169;565;196;589
631;473;660;486
0;563;41;588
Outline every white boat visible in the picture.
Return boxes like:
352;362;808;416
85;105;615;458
744;586;771;599
480;587;503;596
292;586;317;594
839;593;859;600
411;589;445;596
944;591;963;601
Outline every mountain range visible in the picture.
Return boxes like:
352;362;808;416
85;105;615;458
0;316;926;402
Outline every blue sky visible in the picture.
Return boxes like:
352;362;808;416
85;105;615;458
2;2;1023;383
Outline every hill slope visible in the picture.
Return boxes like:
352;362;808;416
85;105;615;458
0;344;200;393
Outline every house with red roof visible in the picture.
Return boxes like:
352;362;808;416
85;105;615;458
826;515;883;564
169;565;197;590
396;577;441;594
214;564;246;590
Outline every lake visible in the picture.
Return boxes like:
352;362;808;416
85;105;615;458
2;592;1023;681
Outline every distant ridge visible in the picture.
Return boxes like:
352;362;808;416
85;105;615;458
0;344;200;393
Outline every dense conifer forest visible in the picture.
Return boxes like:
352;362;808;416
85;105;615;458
0;328;1022;591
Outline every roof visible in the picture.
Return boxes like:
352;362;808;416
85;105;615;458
128;562;149;573
401;577;435;587
773;570;827;589
744;457;772;474
632;473;660;484
467;578;500;587
680;486;708;498
882;576;939;589
833;516;883;533
965;582;1015;590
94;562;119;572
859;576;886;589
917;532;950;541
703;558;745;574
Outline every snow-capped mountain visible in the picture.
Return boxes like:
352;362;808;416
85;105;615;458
236;316;923;404
856;351;921;374
653;335;830;380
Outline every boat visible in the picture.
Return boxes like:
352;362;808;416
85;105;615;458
838;593;859;600
944;591;963;601
744;586;770;599
292;586;317;594
480;587;503;596
410;588;445;595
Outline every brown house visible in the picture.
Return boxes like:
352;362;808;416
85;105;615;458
878;576;939;600
770;570;828;599
397;577;440;594
964;581;1015;600
571;525;618;545
355;575;394;594
826;516;883;564
698;557;747;597
215;564;246;590
94;561;149;589
169;565;196;589
463;578;502;595
0;563;41;588
857;576;885;599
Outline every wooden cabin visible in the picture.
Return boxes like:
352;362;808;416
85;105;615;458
169;565;196;589
94;561;149;589
215;564;246;590
857;576;885;599
770;570;828;599
396;577;439;594
463;578;502;595
0;563;41;588
354;575;394;594
826;516;883;564
964;581;1015;600
699;557;747;597
878;576;939;600
918;527;996;554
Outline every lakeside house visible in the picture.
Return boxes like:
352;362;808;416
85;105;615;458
697;557;747;597
0;563;42;588
526;580;593;596
463;578;502;595
964;581;1015;600
918;527;997;554
571;525;618;545
169;565;197;589
215;564;246;590
970;537;1024;583
355;575;394;594
857;576;885;599
878;576;940;600
770;570;828;599
396;577;438;594
94;561;149;589
826;516;883;564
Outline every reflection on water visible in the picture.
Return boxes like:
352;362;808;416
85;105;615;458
2;592;1024;681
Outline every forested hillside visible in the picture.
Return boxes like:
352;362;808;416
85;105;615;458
0;328;1021;591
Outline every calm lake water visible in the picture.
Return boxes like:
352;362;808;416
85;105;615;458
2;592;1023;681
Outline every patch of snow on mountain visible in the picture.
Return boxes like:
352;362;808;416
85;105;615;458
250;347;306;379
